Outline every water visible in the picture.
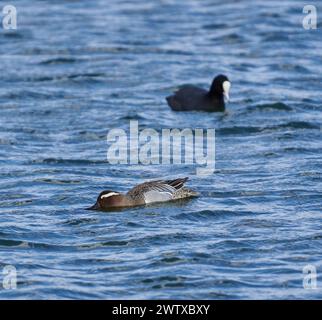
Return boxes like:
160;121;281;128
0;0;322;299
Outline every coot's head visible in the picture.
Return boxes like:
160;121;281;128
209;74;231;101
86;190;121;210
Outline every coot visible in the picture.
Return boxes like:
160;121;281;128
166;74;230;112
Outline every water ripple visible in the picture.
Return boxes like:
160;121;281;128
0;0;321;300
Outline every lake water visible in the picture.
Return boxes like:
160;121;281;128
0;0;322;299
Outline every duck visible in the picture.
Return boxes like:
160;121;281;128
87;177;198;210
166;74;230;112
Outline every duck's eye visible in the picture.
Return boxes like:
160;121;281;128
100;192;119;199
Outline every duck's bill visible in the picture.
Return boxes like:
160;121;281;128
86;202;100;210
223;92;230;101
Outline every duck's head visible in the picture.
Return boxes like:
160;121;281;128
87;190;122;210
209;74;231;101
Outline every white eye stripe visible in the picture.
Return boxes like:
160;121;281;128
101;192;119;199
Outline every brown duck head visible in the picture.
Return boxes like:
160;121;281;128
87;190;125;210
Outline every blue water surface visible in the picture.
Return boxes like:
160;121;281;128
0;0;322;299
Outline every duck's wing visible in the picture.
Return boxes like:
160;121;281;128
166;86;208;111
127;178;189;204
163;177;189;190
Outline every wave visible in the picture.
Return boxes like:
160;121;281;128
25;72;106;83
29;158;108;165
0;239;63;249
79;241;129;249
247;102;293;112
0;90;53;100
39;57;81;65
218;121;320;135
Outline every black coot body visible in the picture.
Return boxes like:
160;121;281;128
166;74;230;112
